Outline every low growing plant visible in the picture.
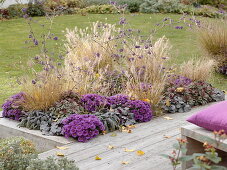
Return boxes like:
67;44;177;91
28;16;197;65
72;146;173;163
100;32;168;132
2;92;25;121
61;114;105;142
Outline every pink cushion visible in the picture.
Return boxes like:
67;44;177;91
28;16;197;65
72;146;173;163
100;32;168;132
187;101;227;132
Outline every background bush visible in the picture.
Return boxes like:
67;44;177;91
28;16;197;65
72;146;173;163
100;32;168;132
0;137;79;170
84;0;143;13
7;4;28;18
140;0;184;13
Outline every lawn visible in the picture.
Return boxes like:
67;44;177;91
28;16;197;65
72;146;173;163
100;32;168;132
0;13;226;105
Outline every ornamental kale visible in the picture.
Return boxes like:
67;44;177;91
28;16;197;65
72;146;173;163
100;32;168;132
124;100;153;122
81;94;109;112
2;92;25;121
61;114;105;142
48;91;85;117
95;107;136;132
162;80;225;113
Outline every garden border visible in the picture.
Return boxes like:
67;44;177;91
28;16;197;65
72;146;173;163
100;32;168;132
0;111;74;152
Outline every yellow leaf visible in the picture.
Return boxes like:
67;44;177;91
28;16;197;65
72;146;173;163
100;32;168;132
142;98;150;103
121;161;129;165
95;155;102;160
163;116;173;120
176;87;184;93
111;133;117;137
95;73;100;78
56;152;65;157
108;145;115;149
127;125;136;129
165;99;171;106
56;146;69;150
163;135;172;139
136;150;145;156
124;148;135;152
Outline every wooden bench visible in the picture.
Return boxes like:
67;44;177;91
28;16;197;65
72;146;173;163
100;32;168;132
181;124;227;170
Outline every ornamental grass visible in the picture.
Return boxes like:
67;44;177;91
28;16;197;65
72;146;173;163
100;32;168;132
197;20;227;65
21;72;71;111
178;58;216;82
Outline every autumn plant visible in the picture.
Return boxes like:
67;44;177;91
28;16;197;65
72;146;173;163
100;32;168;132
162;130;227;170
197;20;227;75
178;58;216;82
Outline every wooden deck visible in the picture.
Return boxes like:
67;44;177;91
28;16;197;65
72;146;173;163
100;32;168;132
39;99;226;170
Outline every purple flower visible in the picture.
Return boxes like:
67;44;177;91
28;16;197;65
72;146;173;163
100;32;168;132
124;100;153;122
81;94;110;112
2;92;25;121
119;17;127;25
62;114;104;142
53;36;58;40
175;26;183;29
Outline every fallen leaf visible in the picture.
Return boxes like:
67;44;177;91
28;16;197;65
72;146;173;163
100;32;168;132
165;99;171;106
102;131;107;135
95;155;102;160
108;145;115;149
56;152;65;157
127;125;136;129
163;116;173;120
128;129;132;133
111;133;117;137
142;98;150;103
56;146;69;150
163;135;172;139
121;161;129;165
176;87;184;93
124;148;135;152
136;150;145;156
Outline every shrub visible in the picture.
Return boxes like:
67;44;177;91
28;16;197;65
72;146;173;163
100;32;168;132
84;0;143;13
178;58;216;82
2;92;25;121
0;137;79;170
45;0;85;11
83;5;120;14
7;4;28;18
140;0;184;13
0;137;36;170
61;114;105;142
0;9;9;19
27;2;45;17
26;157;79;170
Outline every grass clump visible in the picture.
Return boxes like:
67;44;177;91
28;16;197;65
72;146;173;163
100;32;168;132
179;58;216;82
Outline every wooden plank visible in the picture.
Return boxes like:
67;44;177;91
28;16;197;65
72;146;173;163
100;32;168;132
181;124;227;152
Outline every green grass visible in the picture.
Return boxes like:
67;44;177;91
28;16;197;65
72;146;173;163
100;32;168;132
0;13;226;105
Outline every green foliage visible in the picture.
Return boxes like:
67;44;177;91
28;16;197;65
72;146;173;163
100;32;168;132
48;91;84;117
7;4;28;18
19;110;63;135
26;157;79;170
0;137;37;170
84;0;143;13
197;0;226;7
82;5;120;14
45;0;86;11
27;2;45;17
182;5;225;18
140;0;184;13
95;107;136;132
